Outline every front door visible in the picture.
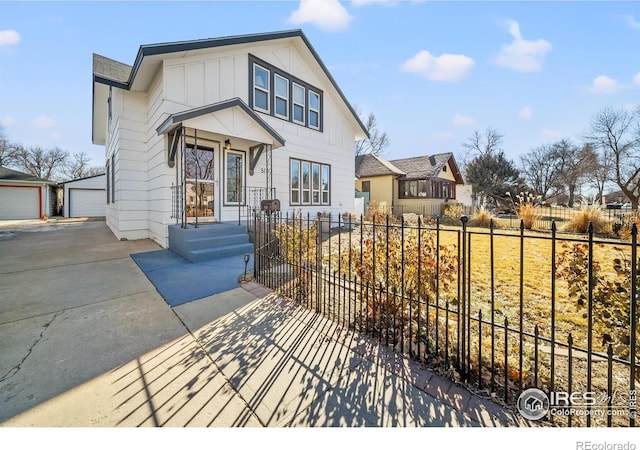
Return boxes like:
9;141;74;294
185;143;219;222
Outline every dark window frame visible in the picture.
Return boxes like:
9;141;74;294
289;157;330;206
249;54;323;132
398;178;456;200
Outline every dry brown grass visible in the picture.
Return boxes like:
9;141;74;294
562;205;612;234
516;203;543;230
469;206;494;228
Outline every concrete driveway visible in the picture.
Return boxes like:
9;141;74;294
0;220;524;427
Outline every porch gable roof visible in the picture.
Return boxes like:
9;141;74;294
156;98;286;148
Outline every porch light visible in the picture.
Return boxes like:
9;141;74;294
224;139;232;151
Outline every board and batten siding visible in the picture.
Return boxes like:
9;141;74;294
104;37;361;247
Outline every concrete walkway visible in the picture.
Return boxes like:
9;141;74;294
0;220;526;427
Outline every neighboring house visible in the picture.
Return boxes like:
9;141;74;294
0;167;58;220
61;173;106;218
355;152;468;216
92;30;368;249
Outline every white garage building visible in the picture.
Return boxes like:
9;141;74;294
62;173;106;218
0;167;58;220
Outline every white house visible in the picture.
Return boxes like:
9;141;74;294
92;30;367;250
61;173;106;218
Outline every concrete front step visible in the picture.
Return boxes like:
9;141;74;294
185;233;250;252
168;223;253;263
187;242;254;263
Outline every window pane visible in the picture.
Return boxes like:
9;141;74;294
309;110;318;128
292;191;299;203
322;166;329;191
276;76;288;97
303;191;310;203
276;97;287;117
309;91;319;109
294;104;304;122
322;192;328;203
291;160;299;189
254;66;269;89
418;180;427;197
255;89;268;110
302;162;310;189
294;84;305;103
226;152;244;203
312;164;320;191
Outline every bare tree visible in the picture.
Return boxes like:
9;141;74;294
460;127;504;170
62;152;104;180
353;105;390;157
520;144;560;201
0;125;17;168
12;145;69;181
585;144;614;204
552;139;597;207
587;107;640;209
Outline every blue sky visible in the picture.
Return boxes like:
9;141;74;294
1;1;639;169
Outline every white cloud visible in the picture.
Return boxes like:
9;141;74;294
0;29;20;46
624;15;640;29
494;20;551;72
519;105;532;119
288;0;353;32
401;50;475;82
32;116;57;128
588;75;621;95
633;72;640;86
453;114;475;127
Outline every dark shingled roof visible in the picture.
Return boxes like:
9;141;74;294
355;154;405;178
390;153;455;179
0;166;50;183
93;53;132;85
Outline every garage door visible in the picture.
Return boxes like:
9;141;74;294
69;189;106;217
0;186;40;219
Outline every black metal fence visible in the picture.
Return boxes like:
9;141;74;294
253;211;639;427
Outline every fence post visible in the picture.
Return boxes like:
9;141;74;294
586;221;594;426
631;223;637;426
460;214;469;378
316;212;322;314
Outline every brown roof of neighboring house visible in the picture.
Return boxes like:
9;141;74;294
355;154;405;178
391;153;462;182
356;152;465;184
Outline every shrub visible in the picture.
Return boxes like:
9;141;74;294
563;204;612;234
507;191;542;230
556;242;636;358
441;202;465;225
339;223;458;351
468;206;494;228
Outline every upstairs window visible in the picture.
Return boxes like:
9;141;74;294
274;74;289;119
293;83;305;125
253;64;270;113
249;55;322;132
309;91;320;129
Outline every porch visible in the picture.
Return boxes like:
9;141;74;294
157;98;284;261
